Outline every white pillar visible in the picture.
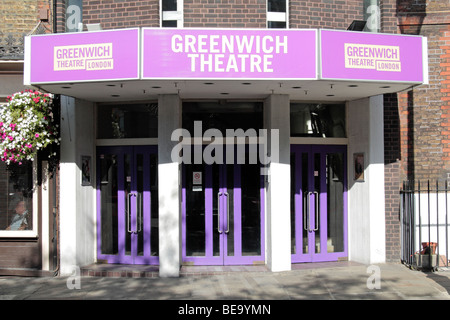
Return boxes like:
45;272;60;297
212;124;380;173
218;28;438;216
158;94;182;277
348;95;386;264
59;96;96;276
264;94;291;272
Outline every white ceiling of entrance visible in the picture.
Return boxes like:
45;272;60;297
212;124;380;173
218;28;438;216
35;79;417;103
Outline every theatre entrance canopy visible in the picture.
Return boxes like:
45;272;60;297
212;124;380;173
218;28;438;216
24;28;428;102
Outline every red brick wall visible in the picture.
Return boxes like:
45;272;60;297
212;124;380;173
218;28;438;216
289;0;362;29
184;0;266;28
83;0;159;29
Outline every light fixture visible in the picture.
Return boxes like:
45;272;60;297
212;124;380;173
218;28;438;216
347;20;367;31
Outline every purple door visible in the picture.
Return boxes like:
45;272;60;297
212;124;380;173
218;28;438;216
96;146;159;265
182;147;265;266
291;145;348;263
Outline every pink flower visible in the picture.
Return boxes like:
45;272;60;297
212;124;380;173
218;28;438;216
35;133;39;138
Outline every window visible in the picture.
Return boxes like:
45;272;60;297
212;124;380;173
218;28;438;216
290;103;346;138
97;103;158;139
161;0;183;28
267;0;288;28
0;161;36;236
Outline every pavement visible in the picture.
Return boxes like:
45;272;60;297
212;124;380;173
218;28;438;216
1;262;450;301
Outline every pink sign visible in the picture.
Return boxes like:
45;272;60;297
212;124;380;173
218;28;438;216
320;30;424;83
29;28;140;83
142;28;317;80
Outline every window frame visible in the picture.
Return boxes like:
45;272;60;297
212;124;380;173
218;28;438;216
0;159;38;238
160;0;184;28
267;0;289;28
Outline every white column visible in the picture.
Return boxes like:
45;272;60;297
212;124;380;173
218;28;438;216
348;95;386;264
264;94;291;272
158;94;182;277
59;96;96;276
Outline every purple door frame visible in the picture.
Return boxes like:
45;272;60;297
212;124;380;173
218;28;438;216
182;154;265;266
291;145;348;263
96;146;159;265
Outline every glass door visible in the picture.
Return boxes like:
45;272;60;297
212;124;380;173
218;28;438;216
96;146;159;264
182;146;264;265
291;145;347;263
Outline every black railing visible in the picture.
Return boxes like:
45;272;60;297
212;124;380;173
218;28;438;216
400;180;450;271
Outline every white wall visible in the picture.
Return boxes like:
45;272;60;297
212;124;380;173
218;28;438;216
59;96;96;276
348;95;386;264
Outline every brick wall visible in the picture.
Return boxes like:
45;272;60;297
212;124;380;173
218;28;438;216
82;0;159;29
289;0;362;29
184;0;266;28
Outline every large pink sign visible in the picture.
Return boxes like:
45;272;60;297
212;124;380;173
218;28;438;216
28;28;140;83
320;30;425;83
142;28;317;80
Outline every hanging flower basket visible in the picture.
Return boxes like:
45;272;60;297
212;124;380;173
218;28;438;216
0;90;60;165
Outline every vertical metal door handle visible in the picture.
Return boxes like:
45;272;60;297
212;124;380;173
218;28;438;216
312;191;319;231
218;192;223;234
127;192;137;234
304;192;311;231
224;192;230;234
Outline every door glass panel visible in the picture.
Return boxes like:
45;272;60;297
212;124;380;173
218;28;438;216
327;152;345;253
241;158;261;256
124;154;132;256
290;152;296;255
226;164;234;257
302;152;309;254
212;164;220;256
150;153;159;257
185;164;206;256
314;153;321;254
136;154;144;257
100;154;118;255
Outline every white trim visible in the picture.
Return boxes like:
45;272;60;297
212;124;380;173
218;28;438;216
23;36;31;86
96;138;158;146
41;161;50;271
267;12;286;22
422;36;429;85
290;137;348;145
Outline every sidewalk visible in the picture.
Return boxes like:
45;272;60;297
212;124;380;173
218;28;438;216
1;262;450;300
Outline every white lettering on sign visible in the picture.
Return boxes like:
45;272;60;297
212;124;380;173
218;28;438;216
345;43;401;72
171;34;288;73
54;43;114;71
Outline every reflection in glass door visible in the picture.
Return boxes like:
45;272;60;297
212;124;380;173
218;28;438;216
291;145;347;263
182;146;265;265
96;146;159;264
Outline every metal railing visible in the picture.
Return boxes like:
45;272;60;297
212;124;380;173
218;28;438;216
400;180;450;271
